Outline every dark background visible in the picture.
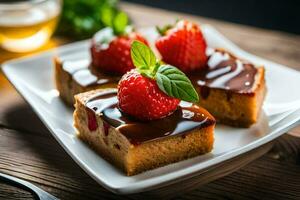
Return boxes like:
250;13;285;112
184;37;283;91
124;0;300;35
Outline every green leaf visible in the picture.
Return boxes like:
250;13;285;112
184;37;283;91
156;65;199;102
156;24;173;35
101;5;114;27
131;41;157;71
112;11;128;35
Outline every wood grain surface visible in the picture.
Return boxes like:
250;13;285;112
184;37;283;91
0;2;300;199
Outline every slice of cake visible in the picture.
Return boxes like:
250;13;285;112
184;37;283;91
155;20;266;127
55;57;119;105
189;48;266;127
74;41;215;176
74;89;215;175
55;27;148;105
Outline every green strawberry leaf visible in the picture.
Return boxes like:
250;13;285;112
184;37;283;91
131;41;157;73
156;24;173;35
112;11;128;35
101;4;114;27
156;65;199;102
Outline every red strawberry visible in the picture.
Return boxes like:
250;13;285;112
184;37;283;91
91;32;148;75
118;69;180;121
155;20;207;72
117;41;199;121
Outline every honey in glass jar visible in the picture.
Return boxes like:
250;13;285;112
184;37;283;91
0;0;61;52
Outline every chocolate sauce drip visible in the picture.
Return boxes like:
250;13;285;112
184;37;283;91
189;49;258;97
61;59;120;87
85;90;215;145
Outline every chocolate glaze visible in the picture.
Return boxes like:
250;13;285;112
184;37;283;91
85;90;215;145
61;59;120;87
189;49;258;98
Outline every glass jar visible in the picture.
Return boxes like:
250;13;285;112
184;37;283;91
0;0;61;52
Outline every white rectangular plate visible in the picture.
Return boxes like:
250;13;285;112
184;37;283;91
3;25;300;194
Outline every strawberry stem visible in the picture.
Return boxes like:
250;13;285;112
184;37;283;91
156;24;173;36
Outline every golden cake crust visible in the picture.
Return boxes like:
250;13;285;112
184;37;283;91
54;58;117;105
74;89;215;176
197;67;266;127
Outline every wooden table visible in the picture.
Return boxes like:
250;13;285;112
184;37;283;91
1;2;300;199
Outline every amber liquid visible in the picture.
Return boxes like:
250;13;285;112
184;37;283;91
0;0;61;52
0;15;59;52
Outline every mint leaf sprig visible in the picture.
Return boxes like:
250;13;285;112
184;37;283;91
93;12;129;49
130;41;199;103
131;41;158;78
112;11;129;35
101;8;129;36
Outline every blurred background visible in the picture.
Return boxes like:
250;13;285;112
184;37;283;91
124;0;300;35
0;0;299;54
